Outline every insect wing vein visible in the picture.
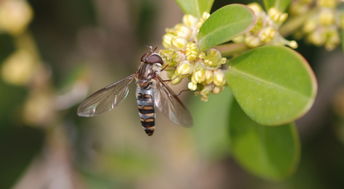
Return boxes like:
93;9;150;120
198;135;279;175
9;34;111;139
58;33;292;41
77;74;135;117
154;76;193;127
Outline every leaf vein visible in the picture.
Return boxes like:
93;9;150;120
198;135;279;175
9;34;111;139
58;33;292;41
230;68;309;100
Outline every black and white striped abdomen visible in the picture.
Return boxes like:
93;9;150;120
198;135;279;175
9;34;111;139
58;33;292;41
136;86;155;136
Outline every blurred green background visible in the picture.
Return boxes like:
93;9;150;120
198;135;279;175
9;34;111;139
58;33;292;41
1;0;344;188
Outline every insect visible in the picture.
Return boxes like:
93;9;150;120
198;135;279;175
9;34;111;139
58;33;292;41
77;47;193;136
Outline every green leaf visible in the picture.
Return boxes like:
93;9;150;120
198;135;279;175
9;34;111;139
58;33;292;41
0;127;44;188
198;4;255;51
175;0;214;17
191;88;232;158
227;46;317;125
229;100;300;180
263;0;291;12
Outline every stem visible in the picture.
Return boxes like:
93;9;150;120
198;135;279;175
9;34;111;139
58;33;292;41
215;43;248;57
280;10;315;37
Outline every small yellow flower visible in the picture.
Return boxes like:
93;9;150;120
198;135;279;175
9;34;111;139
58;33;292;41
192;69;206;83
213;70;225;86
204;70;213;84
176;60;193;75
162;33;174;48
188;82;197;91
303;19;317;33
171;37;188;49
183;14;199;27
259;27;276;43
185;43;198;61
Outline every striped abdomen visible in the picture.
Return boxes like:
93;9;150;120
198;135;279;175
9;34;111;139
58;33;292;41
136;86;155;136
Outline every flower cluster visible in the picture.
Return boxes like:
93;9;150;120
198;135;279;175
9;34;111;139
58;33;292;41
291;0;343;50
159;13;227;101
0;0;36;86
233;3;297;48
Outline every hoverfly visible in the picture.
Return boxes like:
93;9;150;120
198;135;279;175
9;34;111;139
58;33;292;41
77;47;193;136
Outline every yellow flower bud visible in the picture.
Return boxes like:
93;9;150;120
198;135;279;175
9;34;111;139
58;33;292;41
268;8;288;23
175;24;191;38
192;69;205;83
303;19;317;33
251;17;264;34
245;36;261;47
1;49;37;85
268;8;279;20
259;27;276;42
0;0;33;35
183;14;198;27
171;37;188;49
204;48;223;67
185;42;198;61
188;82;197;91
287;40;298;49
248;3;262;13
197;13;210;28
202;12;210;20
203;59;213;67
162;33;174;48
319;9;335;26
279;13;288;23
220;58;227;65
176;60;193;75
308;31;325;46
213;70;225;86
205;70;213;84
198;52;206;59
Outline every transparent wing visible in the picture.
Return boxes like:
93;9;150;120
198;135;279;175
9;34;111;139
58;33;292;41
154;76;193;127
77;74;135;117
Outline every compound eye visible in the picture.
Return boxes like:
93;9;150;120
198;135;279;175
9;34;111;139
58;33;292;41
146;54;164;65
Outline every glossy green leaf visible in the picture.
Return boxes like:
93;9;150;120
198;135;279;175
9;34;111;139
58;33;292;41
191;88;232;158
227;46;317;125
198;4;255;51
263;0;291;12
175;0;214;17
229;100;300;180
